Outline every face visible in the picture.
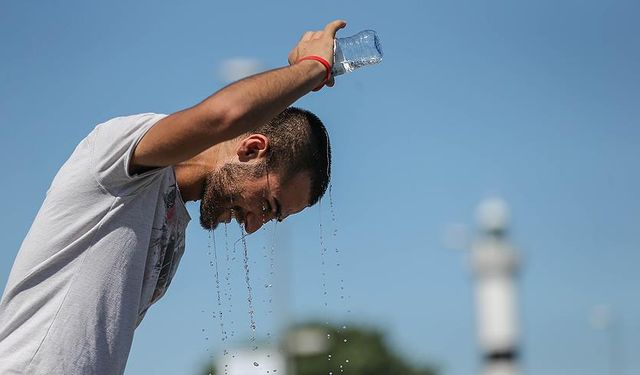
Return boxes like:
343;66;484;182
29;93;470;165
200;161;312;234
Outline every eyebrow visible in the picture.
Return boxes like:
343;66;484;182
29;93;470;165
273;197;283;222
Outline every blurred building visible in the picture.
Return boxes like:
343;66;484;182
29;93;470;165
471;198;521;375
215;346;286;375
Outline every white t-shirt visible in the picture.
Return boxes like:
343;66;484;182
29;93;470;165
0;113;191;374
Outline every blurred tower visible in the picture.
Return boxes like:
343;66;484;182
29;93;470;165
471;198;521;375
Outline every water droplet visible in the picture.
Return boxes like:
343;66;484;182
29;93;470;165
254;362;259;366
345;359;349;363
343;339;348;343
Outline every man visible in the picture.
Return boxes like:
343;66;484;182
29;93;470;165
0;19;346;374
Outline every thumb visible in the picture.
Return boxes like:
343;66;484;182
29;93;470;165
324;19;347;38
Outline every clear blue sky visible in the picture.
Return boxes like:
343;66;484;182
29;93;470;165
1;1;639;374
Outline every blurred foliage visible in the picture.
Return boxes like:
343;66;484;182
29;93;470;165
201;322;438;375
291;323;437;375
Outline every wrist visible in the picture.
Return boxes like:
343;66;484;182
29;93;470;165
296;56;332;91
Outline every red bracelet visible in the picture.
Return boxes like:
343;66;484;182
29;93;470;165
297;55;331;91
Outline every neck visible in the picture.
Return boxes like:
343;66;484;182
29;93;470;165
175;142;235;202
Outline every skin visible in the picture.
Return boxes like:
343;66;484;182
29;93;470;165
130;20;347;233
176;133;312;234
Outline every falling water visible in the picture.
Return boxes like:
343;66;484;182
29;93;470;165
330;186;351;314
208;229;230;375
209;230;227;341
264;221;278;347
239;224;258;350
328;184;352;373
223;222;235;340
318;197;333;375
329;185;347;308
320;197;330;301
319;198;330;310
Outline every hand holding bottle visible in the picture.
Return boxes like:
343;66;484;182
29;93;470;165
288;19;347;89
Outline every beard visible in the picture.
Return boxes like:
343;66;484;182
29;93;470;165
199;161;265;230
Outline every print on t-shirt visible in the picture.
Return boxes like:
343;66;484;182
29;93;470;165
149;184;186;304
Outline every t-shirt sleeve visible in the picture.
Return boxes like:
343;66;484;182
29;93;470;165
90;113;169;197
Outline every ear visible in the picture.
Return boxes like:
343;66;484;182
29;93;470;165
236;134;270;162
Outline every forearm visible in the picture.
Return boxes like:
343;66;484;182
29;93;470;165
199;59;325;141
142;60;325;167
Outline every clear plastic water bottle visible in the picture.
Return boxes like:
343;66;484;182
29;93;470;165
332;30;383;76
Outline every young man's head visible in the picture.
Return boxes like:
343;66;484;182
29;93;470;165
199;107;331;233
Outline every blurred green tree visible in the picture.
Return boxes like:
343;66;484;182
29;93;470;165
291;323;437;375
201;323;438;375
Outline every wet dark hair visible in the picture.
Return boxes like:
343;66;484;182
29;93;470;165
251;107;331;206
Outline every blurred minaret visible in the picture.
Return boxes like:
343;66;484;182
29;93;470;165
471;198;521;375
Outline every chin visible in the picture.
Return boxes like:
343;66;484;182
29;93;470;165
199;215;219;230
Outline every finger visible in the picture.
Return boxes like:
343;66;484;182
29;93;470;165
326;76;335;87
323;19;347;38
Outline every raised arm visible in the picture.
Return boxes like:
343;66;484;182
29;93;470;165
130;20;346;173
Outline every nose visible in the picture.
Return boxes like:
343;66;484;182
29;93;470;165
244;211;267;234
